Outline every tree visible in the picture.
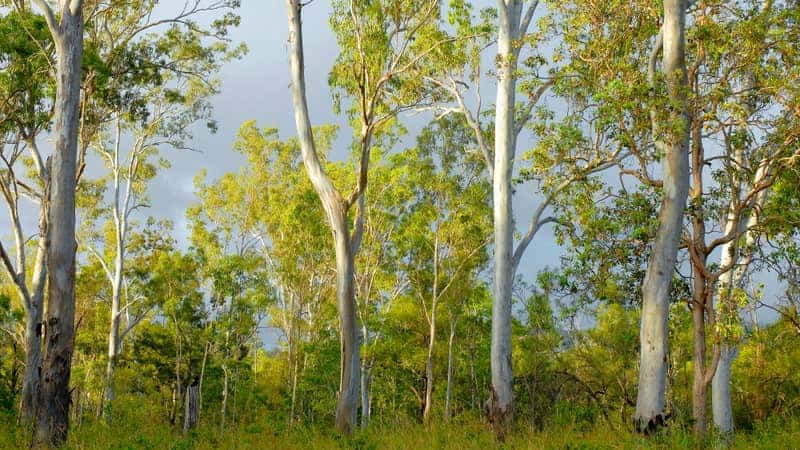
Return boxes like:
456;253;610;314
76;0;242;419
0;7;52;422
285;0;447;433
29;0;84;445
633;0;690;432
426;2;623;431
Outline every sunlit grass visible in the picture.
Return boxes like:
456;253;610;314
1;401;798;449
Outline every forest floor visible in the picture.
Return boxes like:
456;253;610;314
2;411;799;450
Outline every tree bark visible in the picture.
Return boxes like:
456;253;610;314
32;0;84;446
20;206;47;423
423;236;440;421
634;0;690;433
286;0;361;434
102;115;128;421
444;316;456;421
691;272;709;435
711;180;768;433
489;1;523;434
21;304;43;422
183;383;199;434
359;362;371;429
712;343;736;433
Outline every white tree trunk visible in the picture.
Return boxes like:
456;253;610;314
286;0;361;433
17;198;47;422
712;171;769;433
33;1;84;446
444;316;456;421
634;0;690;432
489;0;523;431
712;343;736;433
103;115;128;419
423;236;440;421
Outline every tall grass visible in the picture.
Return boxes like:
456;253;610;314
1;398;798;449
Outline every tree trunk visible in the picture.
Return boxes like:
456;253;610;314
634;0;690;433
21;309;43;423
490;1;522;434
423;310;436;421
691;274;708;436
290;350;299;426
183;383;199;434
423;237;440;421
444;317;456;421
286;0;360;434
102;279;122;420
33;1;84;446
20;204;47;423
333;227;360;433
712;344;736;433
103;115;127;421
221;363;228;432
360;363;371;429
199;341;209;419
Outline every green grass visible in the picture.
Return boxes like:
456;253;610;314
2;406;798;450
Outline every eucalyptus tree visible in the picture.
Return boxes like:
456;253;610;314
708;0;800;434
628;0;691;432
286;0;449;433
0;8;52;421
552;0;798;433
77;0;243;419
424;1;625;428
27;0;84;445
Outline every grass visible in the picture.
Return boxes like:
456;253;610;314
1;405;798;449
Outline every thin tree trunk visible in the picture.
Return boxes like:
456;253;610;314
103;115;127;421
469;340;477;412
444;316;456;422
101;280;121;420
290;351;299;426
199;341;209;419
20;205;47;423
360;363;371;429
221;363;228;433
691;273;708;435
634;0;690;433
33;1;84;446
423;236;440;421
712;182;768;433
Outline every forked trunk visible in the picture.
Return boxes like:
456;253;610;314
287;0;361;434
